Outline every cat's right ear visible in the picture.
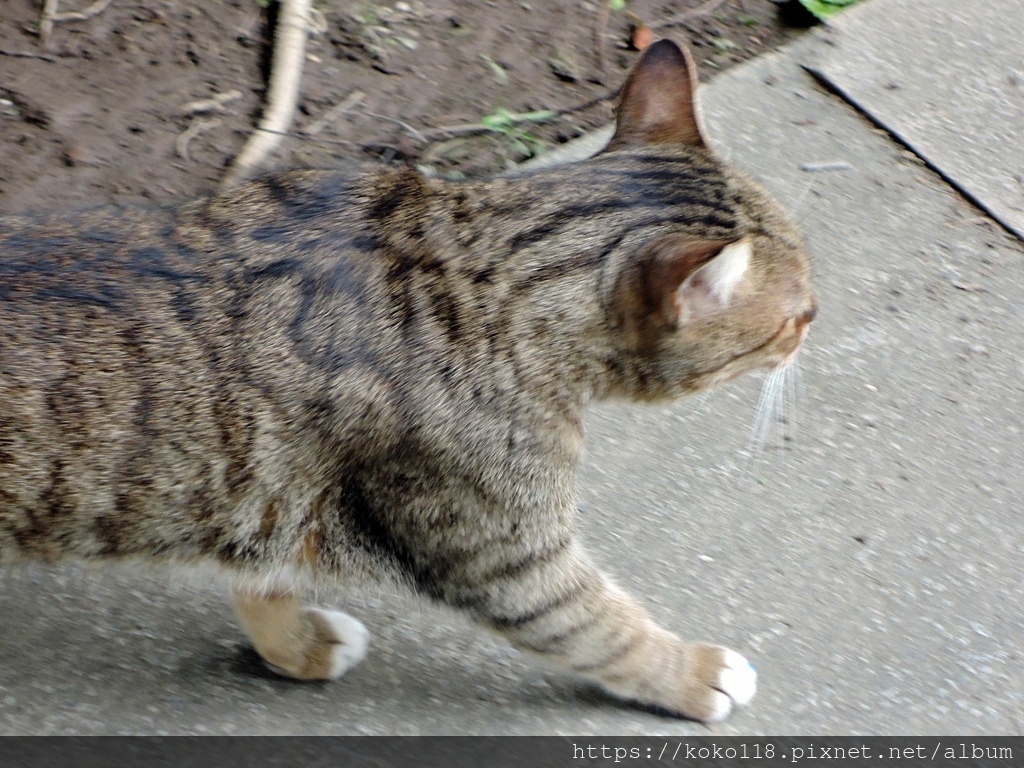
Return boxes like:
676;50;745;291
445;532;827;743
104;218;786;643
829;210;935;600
608;39;709;150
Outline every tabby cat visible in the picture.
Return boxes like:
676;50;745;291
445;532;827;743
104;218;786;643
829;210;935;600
0;40;814;723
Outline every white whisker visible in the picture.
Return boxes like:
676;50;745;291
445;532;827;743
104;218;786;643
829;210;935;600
794;355;806;404
693;380;722;417
774;363;787;448
743;366;783;474
791;178;816;218
785;357;801;442
741;354;808;476
786;362;794;442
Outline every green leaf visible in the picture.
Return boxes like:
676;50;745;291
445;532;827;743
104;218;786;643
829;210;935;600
511;109;559;123
479;53;509;85
797;0;862;21
480;108;558;133
609;0;627;10
712;36;738;52
481;108;514;131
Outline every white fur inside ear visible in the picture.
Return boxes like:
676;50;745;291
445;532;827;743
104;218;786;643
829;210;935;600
673;238;751;324
696;238;751;305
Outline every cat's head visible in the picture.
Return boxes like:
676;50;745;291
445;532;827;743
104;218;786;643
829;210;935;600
600;39;815;399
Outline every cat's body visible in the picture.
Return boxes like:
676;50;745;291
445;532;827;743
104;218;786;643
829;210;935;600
0;41;814;722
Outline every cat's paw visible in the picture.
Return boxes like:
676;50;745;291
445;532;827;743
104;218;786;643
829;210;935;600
676;643;757;722
266;608;370;681
303;608;370;679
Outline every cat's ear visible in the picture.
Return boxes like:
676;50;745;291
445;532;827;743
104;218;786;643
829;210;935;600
609;38;709;150
668;236;752;324
616;236;751;338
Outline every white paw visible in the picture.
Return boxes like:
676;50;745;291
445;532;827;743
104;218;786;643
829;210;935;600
675;643;758;722
702;648;757;722
305;608;370;679
718;648;757;707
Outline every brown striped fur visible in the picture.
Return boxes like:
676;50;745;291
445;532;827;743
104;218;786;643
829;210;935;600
0;41;813;722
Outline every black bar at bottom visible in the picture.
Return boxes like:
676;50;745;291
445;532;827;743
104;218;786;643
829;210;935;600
0;736;1020;768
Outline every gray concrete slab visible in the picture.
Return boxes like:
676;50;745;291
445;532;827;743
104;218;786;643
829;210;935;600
2;4;1023;734
805;0;1024;241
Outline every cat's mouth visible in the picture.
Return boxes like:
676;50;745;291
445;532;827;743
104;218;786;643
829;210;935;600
703;304;816;385
775;308;815;367
781;302;817;365
781;321;811;367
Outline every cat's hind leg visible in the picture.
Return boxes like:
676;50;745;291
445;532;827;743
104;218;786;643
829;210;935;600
232;584;369;680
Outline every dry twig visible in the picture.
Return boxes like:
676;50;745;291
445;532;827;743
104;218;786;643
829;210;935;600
652;0;729;30
181;90;242;117
0;48;56;61
594;1;611;78
39;0;115;50
256;127;359;148
220;0;314;191
176;118;222;162
300;89;366;137
38;0;60;50
420;89;617;142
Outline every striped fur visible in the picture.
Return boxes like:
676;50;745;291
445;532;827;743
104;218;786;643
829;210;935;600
0;41;813;722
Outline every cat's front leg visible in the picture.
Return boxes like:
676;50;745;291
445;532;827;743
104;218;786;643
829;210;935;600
462;542;755;722
232;583;369;680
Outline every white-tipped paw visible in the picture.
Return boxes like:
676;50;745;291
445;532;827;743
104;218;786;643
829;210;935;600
303;608;370;679
717;648;757;708
680;644;757;723
263;608;369;681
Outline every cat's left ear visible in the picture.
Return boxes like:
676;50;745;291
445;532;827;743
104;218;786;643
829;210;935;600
609;38;710;150
615;235;751;337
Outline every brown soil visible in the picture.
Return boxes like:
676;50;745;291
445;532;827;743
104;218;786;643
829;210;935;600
0;0;808;214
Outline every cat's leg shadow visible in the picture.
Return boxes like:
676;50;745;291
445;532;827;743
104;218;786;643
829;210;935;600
232;584;369;681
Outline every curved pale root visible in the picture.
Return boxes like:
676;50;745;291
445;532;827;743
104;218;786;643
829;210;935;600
219;0;313;191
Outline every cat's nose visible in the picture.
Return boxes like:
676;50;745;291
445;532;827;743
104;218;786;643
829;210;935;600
780;299;817;365
797;300;817;328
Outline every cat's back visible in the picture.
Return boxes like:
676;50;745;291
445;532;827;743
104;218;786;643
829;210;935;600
0;170;385;377
0;171;398;561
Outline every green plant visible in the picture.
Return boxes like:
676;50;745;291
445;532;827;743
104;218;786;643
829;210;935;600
480;107;558;160
797;0;863;20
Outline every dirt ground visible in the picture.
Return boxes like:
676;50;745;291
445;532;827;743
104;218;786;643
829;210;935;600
0;0;808;214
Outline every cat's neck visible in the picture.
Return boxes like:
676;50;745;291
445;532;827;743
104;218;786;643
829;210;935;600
355;166;621;410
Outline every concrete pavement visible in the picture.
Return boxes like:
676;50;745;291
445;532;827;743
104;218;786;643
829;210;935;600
1;0;1022;735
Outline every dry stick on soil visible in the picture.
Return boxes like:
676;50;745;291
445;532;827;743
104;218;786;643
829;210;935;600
301;105;427;144
0;48;57;61
233;87;616;154
257;127;360;148
38;0;59;50
176;118;222;163
594;0;611;78
419;89;619;143
39;0;114;50
182;90;243;117
652;0;730;30
219;0;313;191
301;89;367;137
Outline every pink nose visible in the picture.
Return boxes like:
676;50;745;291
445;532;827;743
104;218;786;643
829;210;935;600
797;302;818;329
